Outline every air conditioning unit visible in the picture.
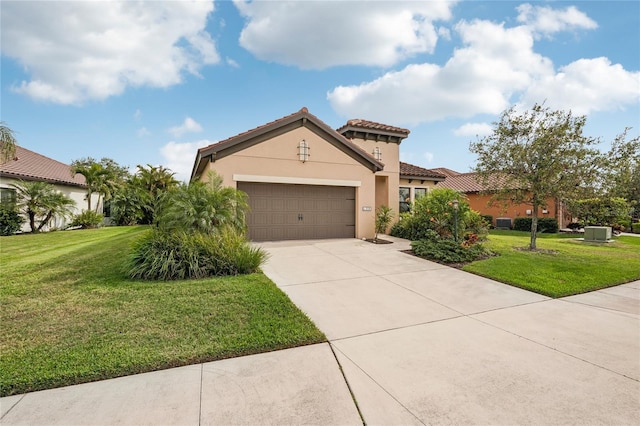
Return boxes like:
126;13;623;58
584;226;612;242
495;218;512;230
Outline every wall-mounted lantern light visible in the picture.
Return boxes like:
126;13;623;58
298;140;310;162
373;146;382;161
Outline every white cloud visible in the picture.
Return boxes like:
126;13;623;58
516;3;597;38
453;122;493;137
134;109;142;121
226;57;240;68
137;127;151;138
234;0;456;69
2;1;218;104
520;58;640;115
328;5;636;125
160;140;213;182
328;20;551;124
169;117;203;138
423;152;434;163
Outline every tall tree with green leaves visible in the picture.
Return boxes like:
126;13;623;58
470;103;601;249
602;129;640;213
71;158;128;212
0;122;18;164
10;180;74;232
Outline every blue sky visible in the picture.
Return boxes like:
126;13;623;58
1;0;639;181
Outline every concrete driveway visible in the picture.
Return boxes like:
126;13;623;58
261;236;640;425
2;236;638;425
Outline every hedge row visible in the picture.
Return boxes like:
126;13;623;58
513;217;559;233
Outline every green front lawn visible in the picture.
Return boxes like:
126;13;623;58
0;227;325;397
464;230;640;298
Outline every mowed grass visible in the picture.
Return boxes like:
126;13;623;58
464;230;640;298
0;227;325;397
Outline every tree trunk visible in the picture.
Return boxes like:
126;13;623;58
28;210;36;233
37;210;53;232
87;191;92;211
530;204;538;250
95;194;102;213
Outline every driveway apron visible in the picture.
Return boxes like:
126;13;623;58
260;237;640;425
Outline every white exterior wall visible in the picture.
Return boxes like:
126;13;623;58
0;176;100;233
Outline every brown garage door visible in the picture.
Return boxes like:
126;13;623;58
238;182;356;241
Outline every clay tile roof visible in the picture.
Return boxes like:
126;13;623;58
335;119;411;140
197;108;308;154
430;167;461;178
0;146;87;187
192;107;385;179
399;162;446;180
343;119;410;135
438;172;508;193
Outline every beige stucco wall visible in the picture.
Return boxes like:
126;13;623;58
0;176;98;233
202;126;379;239
349;138;400;219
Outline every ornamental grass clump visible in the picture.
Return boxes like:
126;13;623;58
125;172;267;280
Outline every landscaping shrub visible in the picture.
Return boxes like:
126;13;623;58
125;227;267;280
374;205;393;240
411;238;488;264
69;210;103;229
513;217;558;233
0;206;24;236
567;222;582;231
568;197;630;227
464;210;490;239
390;188;472;240
481;214;493;227
633;222;640;234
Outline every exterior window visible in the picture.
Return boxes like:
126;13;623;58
415;188;427;200
399;187;410;213
0;188;17;206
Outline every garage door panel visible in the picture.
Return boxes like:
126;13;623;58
238;182;355;241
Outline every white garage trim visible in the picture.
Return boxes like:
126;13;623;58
233;174;361;187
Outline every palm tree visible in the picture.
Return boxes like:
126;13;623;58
156;171;248;234
71;158;128;212
133;164;179;224
10;180;74;232
0;122;18;164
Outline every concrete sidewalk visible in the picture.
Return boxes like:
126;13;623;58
2;236;639;425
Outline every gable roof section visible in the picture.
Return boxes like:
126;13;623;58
337;119;410;144
0;146;87;188
430;167;461;178
191;107;384;180
399;162;446;181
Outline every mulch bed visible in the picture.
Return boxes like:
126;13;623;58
365;238;394;244
512;246;559;255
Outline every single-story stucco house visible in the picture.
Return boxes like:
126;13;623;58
191;107;445;241
437;168;570;229
0;146;99;232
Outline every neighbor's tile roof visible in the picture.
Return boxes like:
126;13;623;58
430;167;461;178
399;162;446;180
439;172;509;193
0;146;87;187
336;119;410;136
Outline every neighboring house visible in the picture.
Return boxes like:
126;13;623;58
191;107;445;241
0;146;100;232
438;171;570;228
